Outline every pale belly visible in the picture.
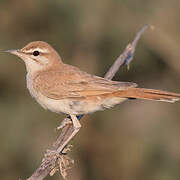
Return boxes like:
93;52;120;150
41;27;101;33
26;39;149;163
27;74;127;115
34;93;127;115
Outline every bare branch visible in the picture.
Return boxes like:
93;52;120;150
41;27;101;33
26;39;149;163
27;25;149;180
104;24;149;79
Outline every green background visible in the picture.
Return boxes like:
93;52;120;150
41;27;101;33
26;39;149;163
0;0;180;179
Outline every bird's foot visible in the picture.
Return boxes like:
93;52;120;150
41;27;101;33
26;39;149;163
56;117;72;131
61;144;73;155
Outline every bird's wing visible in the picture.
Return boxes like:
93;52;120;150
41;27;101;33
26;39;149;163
33;66;137;100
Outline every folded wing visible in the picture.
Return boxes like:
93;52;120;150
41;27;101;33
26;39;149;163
34;66;137;100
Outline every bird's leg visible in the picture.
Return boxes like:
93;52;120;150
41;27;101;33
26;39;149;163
56;117;72;130
70;115;82;130
56;115;83;130
46;115;80;177
56;115;81;154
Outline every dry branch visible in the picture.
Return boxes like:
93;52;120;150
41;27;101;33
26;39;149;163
27;25;149;180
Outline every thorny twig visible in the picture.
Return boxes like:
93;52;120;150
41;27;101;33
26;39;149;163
27;25;150;180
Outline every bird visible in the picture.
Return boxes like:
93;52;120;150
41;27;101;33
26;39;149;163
6;41;180;149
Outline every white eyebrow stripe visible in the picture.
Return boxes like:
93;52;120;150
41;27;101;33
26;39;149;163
24;48;50;53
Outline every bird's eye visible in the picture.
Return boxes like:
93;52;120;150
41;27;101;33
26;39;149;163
33;51;40;56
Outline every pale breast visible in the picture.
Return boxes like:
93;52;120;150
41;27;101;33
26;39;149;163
26;72;83;114
26;73;49;110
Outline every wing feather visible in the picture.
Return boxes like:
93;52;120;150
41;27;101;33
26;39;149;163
33;66;137;100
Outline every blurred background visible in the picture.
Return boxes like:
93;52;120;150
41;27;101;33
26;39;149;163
0;0;180;179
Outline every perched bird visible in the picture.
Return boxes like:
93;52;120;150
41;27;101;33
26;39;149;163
6;41;180;147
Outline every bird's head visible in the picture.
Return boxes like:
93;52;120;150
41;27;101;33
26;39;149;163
6;41;62;73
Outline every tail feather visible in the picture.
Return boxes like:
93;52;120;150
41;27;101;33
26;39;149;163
114;88;180;103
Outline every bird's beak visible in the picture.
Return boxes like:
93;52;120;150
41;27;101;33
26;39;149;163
5;49;21;56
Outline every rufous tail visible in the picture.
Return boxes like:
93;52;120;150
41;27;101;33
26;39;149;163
114;88;180;103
